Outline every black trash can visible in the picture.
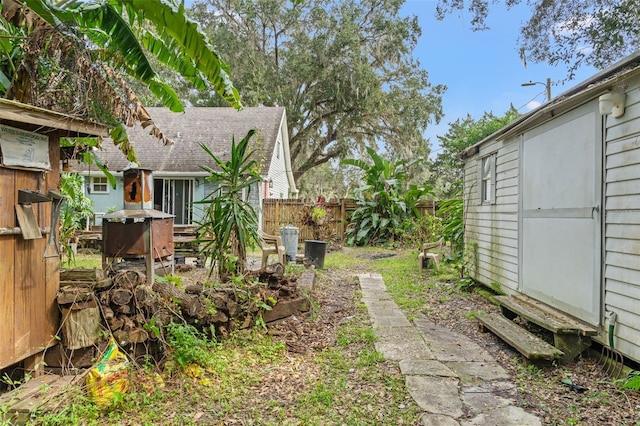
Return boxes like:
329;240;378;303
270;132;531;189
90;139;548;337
304;240;327;269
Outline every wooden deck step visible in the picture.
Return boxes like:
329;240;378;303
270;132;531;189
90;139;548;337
494;295;598;336
477;313;564;362
0;374;80;424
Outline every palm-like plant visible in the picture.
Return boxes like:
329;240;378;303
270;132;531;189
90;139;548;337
195;129;261;279
0;0;242;162
342;147;432;246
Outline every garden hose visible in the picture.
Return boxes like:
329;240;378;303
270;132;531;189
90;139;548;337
608;311;617;349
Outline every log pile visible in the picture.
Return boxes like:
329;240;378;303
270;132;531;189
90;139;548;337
56;265;309;365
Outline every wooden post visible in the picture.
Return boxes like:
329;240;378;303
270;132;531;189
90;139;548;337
23;352;45;377
341;199;347;241
274;199;280;234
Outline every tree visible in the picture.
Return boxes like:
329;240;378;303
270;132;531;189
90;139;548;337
0;0;242;163
429;106;519;197
435;0;640;79
188;0;445;182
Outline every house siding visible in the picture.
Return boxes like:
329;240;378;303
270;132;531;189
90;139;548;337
265;121;291;199
84;175;124;225
463;137;520;293
603;78;640;361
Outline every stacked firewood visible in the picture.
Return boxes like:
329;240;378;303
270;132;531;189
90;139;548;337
57;265;306;364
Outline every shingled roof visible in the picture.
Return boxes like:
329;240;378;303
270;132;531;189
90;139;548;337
87;106;287;175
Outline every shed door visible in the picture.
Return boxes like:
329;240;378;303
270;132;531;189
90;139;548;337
520;105;602;325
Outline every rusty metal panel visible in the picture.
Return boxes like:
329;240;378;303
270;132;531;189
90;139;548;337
103;221;147;256
123;168;154;210
151;218;174;259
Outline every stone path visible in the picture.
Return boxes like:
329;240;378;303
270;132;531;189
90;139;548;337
357;273;542;426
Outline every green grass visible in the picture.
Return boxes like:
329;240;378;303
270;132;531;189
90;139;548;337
323;247;457;319
61;252;102;269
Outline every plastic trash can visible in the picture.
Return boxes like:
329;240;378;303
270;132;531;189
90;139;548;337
279;225;299;262
304;240;327;269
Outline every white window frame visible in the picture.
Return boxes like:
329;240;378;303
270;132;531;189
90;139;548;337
479;153;496;205
91;176;109;194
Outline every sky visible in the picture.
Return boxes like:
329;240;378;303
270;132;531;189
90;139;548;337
399;0;598;157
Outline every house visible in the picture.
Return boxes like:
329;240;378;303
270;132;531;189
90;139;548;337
72;107;298;227
0;99;108;372
461;52;640;363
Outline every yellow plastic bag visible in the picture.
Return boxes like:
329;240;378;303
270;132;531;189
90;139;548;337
85;338;130;407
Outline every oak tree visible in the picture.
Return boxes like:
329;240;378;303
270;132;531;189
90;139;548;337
435;0;640;79
189;0;445;182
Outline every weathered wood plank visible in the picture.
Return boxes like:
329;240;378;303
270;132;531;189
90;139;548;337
60;268;105;282
0;168;16;368
2;374;78;425
0;98;108;137
14;171;38;360
477;313;564;361
496;295;598;336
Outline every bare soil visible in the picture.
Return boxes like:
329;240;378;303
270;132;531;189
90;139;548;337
176;251;640;426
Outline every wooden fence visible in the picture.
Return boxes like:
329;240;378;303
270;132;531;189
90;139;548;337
262;198;437;244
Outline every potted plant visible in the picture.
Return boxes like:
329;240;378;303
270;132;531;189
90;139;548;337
311;205;328;225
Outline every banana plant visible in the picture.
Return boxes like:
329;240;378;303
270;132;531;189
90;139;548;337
0;0;242;162
342;148;432;246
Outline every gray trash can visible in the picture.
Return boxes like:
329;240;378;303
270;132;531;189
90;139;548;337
305;240;327;269
279;225;299;261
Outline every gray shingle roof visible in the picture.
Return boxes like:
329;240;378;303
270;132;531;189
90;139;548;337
80;107;286;175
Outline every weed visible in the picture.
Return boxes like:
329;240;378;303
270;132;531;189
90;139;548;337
490;281;506;295
464;309;485;321
165;322;217;369
622;371;640;391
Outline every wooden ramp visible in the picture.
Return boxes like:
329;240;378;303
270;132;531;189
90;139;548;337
478;294;598;364
0;374;81;424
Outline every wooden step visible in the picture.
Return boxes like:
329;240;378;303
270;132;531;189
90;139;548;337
0;374;80;424
477;313;564;362
494;295;598;336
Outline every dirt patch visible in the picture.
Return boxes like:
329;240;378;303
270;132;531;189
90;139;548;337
175;256;640;426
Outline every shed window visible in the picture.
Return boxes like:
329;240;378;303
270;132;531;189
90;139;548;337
91;176;109;194
479;153;496;204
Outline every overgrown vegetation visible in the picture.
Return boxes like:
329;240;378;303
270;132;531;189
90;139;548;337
1;0;242;163
342;147;432;246
59;173;94;265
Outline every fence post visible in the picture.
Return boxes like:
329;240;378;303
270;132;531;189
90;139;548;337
341;199;347;241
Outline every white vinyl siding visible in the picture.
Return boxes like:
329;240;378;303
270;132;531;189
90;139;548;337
464;138;519;293
603;82;640;362
266;128;290;199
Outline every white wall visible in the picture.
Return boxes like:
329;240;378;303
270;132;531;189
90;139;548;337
603;75;640;362
463;136;520;293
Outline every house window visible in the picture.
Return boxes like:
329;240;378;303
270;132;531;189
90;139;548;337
91;176;109;194
276;141;281;159
479;153;496;204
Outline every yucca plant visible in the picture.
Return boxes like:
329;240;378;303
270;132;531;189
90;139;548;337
195;129;261;279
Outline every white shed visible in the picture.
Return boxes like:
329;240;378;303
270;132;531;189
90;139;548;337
462;52;640;363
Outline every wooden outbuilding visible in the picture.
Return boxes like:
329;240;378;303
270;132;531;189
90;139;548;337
462;52;640;363
0;99;108;373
